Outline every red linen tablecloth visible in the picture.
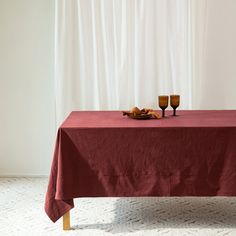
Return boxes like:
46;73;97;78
45;110;236;222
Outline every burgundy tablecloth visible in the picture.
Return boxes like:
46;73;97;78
45;110;236;222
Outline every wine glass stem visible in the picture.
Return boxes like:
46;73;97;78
173;108;176;116
162;109;165;117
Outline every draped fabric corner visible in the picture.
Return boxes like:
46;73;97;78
54;0;193;126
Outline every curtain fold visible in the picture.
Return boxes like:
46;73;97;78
55;0;192;126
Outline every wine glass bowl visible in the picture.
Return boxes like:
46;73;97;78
158;95;169;117
170;95;180;116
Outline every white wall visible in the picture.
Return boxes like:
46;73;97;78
0;0;55;175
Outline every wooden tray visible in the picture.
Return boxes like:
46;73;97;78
122;111;152;119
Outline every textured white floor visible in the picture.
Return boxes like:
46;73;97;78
0;178;236;236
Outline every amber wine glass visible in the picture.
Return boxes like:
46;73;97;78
170;95;180;116
158;95;169;117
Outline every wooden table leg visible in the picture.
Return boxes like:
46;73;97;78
63;211;70;230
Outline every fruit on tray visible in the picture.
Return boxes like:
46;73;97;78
130;107;142;116
122;107;161;119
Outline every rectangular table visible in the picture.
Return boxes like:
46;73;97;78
45;110;236;229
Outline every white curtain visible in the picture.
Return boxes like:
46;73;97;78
192;0;236;110
55;0;192;125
